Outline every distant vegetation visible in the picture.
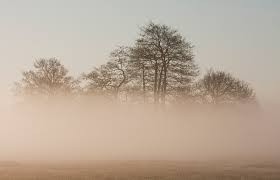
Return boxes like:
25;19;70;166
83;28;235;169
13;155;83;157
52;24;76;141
15;22;255;105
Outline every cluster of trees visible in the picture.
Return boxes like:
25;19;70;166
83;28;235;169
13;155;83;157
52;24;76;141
15;22;256;105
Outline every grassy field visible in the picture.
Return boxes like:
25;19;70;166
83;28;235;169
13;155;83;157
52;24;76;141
1;161;280;180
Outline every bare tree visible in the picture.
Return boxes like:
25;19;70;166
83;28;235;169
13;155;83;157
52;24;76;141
129;45;153;103
197;69;255;104
84;46;129;100
131;22;198;104
15;58;78;98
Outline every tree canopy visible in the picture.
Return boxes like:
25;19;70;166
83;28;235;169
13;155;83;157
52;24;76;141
131;22;198;104
197;70;255;104
15;58;78;98
15;22;256;105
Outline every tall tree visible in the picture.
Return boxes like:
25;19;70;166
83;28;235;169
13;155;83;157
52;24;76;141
132;22;198;104
129;45;153;103
15;58;78;97
197;69;255;104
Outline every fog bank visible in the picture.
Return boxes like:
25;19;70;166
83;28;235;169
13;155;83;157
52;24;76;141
0;99;279;162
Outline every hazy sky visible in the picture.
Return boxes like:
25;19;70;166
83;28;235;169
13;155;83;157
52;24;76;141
0;0;279;105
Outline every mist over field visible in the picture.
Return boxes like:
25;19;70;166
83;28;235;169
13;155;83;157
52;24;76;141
1;1;280;179
0;97;279;163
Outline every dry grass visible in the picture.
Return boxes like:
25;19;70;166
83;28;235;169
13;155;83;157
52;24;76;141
1;161;280;180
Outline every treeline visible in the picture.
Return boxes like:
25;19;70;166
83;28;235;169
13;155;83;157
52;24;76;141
15;22;256;105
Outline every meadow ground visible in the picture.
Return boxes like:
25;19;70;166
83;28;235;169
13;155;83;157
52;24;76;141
0;161;280;180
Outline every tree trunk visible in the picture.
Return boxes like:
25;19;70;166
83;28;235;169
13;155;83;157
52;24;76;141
142;64;146;103
161;60;167;105
154;61;159;104
157;65;164;103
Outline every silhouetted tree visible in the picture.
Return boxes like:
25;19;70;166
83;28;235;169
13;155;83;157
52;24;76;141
84;46;130;100
15;58;78;98
131;22;199;104
13;23;258;107
129;45;154;103
197;69;255;104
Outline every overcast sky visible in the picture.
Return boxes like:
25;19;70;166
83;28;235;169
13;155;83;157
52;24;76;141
0;0;279;105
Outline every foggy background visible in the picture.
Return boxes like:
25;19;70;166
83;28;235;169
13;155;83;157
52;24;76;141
0;99;279;162
0;0;279;163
